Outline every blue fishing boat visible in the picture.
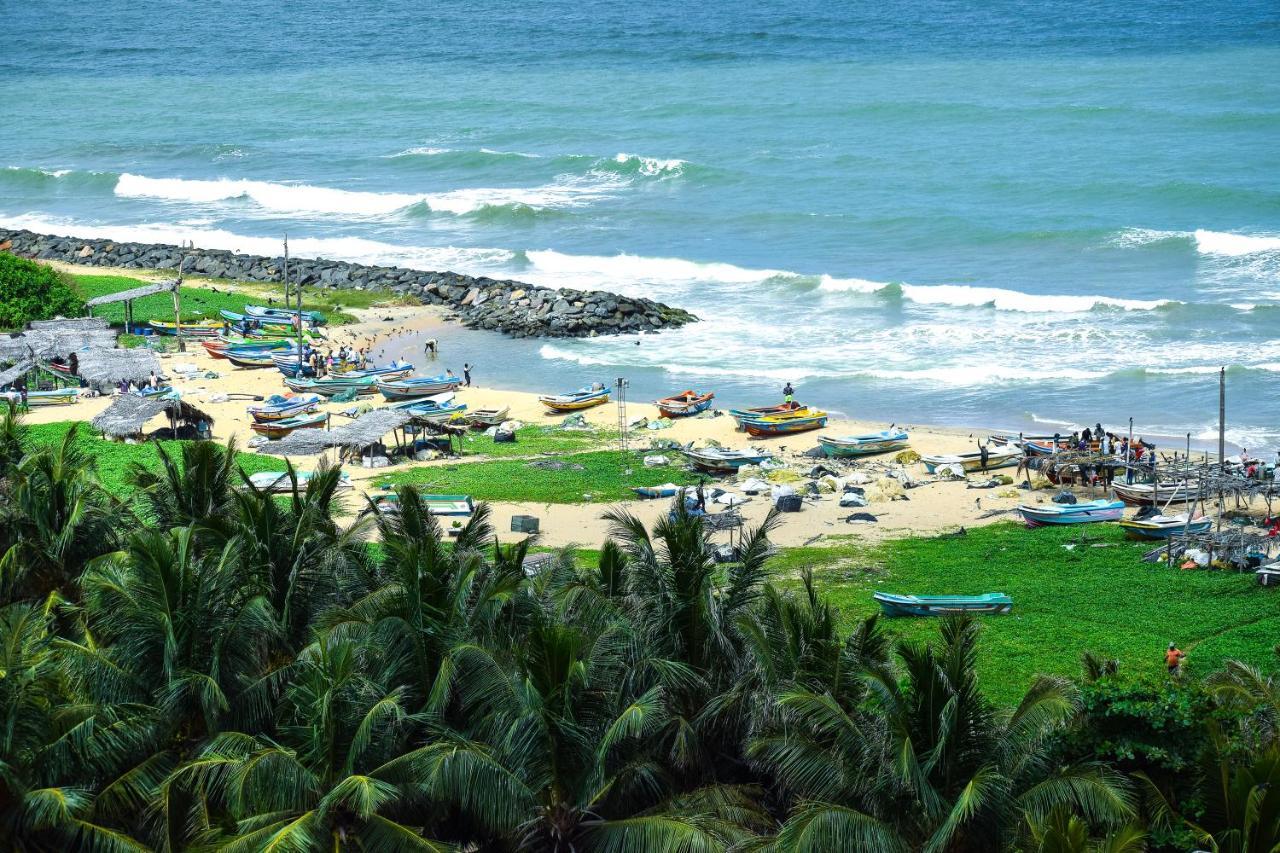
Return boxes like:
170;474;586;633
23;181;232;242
378;374;463;400
729;401;807;426
1118;515;1214;540
340;361;414;380
538;386;610;412
874;592;1013;617
372;492;474;516
681;448;770;474
818;430;910;458
245;304;327;325
224;349;279;368
249;411;328;439
1017;499;1124;528
248;394;322;423
393;394;467;423
633;483;684;499
741;410;828;437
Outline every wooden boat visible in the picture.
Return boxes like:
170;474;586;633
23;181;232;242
988;431;1060;447
468;406;511;428
377;374;463;400
23;388;78;407
818;430;909;458
729;401;806;426
246;470;351;493
245;304;327;325
1119;514;1214;540
1017;499;1124;528
202;338;291;359
1112;481;1202;506
285;376;380;397
272;350;314;376
372;492;474;516
682;448;770;474
539;386;610;412
874;592;1012;617
655;390;714;418
921;448;1022;474
741;410;828;438
340;361;414;380
224;349;279;369
249;411;328;439
248;394;322;423
219;309;292;327
633;484;684;499
148;319;223;337
396;397;467;423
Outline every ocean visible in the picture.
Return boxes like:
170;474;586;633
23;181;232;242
4;0;1278;449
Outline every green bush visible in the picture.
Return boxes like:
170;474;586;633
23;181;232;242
0;253;85;329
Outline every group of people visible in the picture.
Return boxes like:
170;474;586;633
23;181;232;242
290;345;370;377
115;371;163;395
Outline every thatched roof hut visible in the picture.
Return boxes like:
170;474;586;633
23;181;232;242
0;358;36;388
76;349;163;391
262;408;413;458
91;394;213;440
0;318;116;362
84;280;177;308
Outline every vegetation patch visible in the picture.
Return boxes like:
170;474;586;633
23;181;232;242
0;253;85;329
796;521;1278;703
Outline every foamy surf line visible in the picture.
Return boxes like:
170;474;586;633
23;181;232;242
1112;227;1280;257
112;172;623;217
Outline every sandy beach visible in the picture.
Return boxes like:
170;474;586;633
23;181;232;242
22;269;1063;551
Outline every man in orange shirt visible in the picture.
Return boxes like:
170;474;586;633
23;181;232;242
1165;643;1187;676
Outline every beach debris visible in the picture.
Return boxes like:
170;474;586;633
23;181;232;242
765;469;803;484
867;477;906;502
776;493;804;512
643;454;669;468
1051;491;1078;505
771;484;796;499
714;491;745;506
934;463;967;480
559;414;591;430
816;475;841;493
209;393;229;403
840;492;869;507
844;512;878;524
846;470;873;485
997;488;1021;499
739;477;769;495
967;478;1001;489
646;418;674;430
648;438;682;451
527;460;585;472
894;449;921;464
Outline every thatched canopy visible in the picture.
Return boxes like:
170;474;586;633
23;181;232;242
91;394;213;439
84;280;177;307
76;348;163;390
262;408;413;457
0;318;116;361
0;358;35;388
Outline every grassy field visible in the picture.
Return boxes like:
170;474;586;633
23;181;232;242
375;448;698;503
454;424;620;458
25;422;287;498
770;522;1279;703
72;273;412;328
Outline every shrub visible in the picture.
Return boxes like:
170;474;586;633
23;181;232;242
0;253;85;329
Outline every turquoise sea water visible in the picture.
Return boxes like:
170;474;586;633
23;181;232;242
4;1;1279;447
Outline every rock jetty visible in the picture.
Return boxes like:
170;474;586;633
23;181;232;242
0;229;696;339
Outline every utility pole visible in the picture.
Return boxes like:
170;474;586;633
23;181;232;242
615;377;630;453
173;248;187;353
1218;366;1226;471
284;235;304;377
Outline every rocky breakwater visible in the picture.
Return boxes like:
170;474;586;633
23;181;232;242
0;229;697;339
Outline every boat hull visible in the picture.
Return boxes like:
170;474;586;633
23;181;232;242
1119;517;1213;540
1112;482;1201;506
539;390;610;412
1017;500;1125;528
682;449;769;473
819;432;909;458
730;402;806;426
249;412;327;438
656;391;714;418
874;592;1012;617
742;414;827;437
922;450;1021;473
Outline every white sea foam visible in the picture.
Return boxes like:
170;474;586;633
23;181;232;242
5;166;72;178
524;249;787;284
1193;229;1280;257
387;146;454;157
114;171;621;217
611;152;687;176
1108;228;1189;249
820;275;1171;313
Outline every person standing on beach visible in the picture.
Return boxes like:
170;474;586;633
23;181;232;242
978;441;990;473
783;382;794;403
463;363;473;387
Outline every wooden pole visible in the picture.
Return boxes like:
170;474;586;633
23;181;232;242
173;252;186;353
1218;366;1226;471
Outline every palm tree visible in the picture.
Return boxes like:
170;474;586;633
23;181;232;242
0;602;148;851
126;438;241;535
752;615;1135;852
169;630;456;850
1206;651;1280;747
0;425;124;603
1020;807;1146;853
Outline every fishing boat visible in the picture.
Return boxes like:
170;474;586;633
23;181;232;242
729;401;807;426
272;350;314;376
219;309;292;327
395;396;467;423
682;448;770;474
874;592;1013;617
248;394;322;423
1112;481;1202;506
538;386;610;412
921;448;1022;474
285;375;380;397
148;319;223;337
468;406;511;429
339;361;414;380
249;411;328;439
818;430;910;458
633;483;685;499
245;304;327;325
1119;514;1214;540
988;431;1062;447
22;388;79;407
202;338;291;359
741;410;828;438
246;470;351;494
224;349;280;369
1017;499;1125;528
372;492;474;516
655;390;715;418
377;374;463;400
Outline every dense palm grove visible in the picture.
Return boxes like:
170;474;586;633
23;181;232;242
1;412;1278;851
